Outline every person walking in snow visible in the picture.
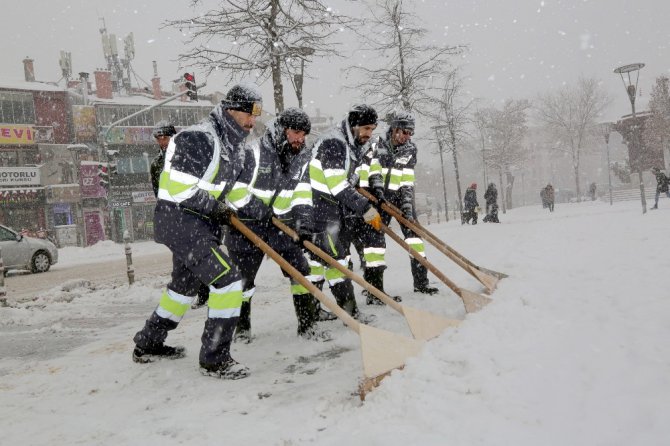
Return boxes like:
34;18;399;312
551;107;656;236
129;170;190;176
483;182;499;223
132;83;266;379
463;183;479;224
223;108;331;343
651;166;670;209
307;104;383;323
362;110;438;303
544;184;555;212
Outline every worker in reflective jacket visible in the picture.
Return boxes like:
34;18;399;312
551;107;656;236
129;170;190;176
308;104;383;323
224;108;332;342
133;82;267;380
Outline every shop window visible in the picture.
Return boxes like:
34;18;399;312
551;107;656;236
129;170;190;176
0;91;35;124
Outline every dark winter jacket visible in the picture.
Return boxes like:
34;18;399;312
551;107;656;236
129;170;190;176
150;150;165;198
545;185;555;203
655;171;670;193
225;119;314;252
484;183;498;206
153;104;267;245
464;188;479;211
373;131;418;217
309;120;373;223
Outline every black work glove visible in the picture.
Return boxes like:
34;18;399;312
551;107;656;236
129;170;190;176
210;201;236;225
297;226;314;244
401;202;414;222
372;187;386;205
294;218;314;244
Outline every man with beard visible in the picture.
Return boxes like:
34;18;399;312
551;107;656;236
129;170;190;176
363;111;438;304
308;104;382;322
132;82;268;379
224;107;331;342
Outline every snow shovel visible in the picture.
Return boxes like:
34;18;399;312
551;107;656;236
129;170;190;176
359;188;507;283
379;222;492;313
273;217;460;341
230;215;425;383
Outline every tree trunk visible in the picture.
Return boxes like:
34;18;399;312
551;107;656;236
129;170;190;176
505;170;514;209
450;131;464;215
499;169;506;214
271;57;284;114
573;162;581;202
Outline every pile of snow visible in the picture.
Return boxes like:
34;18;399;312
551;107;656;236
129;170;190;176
0;200;668;445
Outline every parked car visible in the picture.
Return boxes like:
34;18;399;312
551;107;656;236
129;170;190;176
0;224;59;274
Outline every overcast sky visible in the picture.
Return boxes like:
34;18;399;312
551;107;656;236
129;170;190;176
3;0;670;122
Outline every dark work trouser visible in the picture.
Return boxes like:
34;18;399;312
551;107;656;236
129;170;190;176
133;229;243;367
227;222;315;333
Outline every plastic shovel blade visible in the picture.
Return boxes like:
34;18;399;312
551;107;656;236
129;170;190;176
401;305;461;341
359;324;425;379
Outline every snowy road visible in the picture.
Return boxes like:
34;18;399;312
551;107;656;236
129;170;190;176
3;249;172;301
0;246;172;362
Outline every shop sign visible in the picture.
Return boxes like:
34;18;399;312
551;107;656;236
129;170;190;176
72;106;97;143
0;167;41;186
111;200;131;208
0;187;44;205
79;162;107;199
132;190;156;203
0;125;36;144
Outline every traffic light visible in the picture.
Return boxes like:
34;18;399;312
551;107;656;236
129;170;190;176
98;164;110;190
183;72;198;101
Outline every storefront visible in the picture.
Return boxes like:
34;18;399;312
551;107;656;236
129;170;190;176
0;187;46;231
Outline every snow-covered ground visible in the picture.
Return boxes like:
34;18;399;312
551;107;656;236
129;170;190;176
1;200;668;445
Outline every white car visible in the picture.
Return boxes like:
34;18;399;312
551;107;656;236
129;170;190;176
0;224;59;274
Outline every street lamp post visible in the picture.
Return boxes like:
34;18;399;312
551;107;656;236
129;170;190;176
600;123;614;205
614;63;647;214
292;47;315;109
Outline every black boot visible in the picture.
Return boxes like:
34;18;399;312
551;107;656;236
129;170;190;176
199;316;241;372
133;311;183;363
312;280;336;321
332;281;376;324
293;295;332;341
412;261;439;295
363;268;401;305
234;300;252;343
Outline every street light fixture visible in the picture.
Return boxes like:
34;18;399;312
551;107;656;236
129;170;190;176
613;63;647;214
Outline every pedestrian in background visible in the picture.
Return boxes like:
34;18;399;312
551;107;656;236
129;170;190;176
651;167;670;209
483;182;499;223
463;183;479;224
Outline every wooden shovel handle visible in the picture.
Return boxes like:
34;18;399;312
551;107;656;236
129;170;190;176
230;216;360;334
272;218;404;312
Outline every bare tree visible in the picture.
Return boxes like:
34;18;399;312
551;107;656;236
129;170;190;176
166;0;354;113
345;0;464;116
429;70;475;217
535;77;611;199
477;100;531;212
643;75;670;169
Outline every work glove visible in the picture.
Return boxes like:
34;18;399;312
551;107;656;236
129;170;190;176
293;218;314;244
363;204;382;231
372;187;386;205
297;226;314;244
210;201;236;226
401;202;414;222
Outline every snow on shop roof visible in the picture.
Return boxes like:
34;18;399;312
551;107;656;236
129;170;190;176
88;94;214;107
0;77;65;92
